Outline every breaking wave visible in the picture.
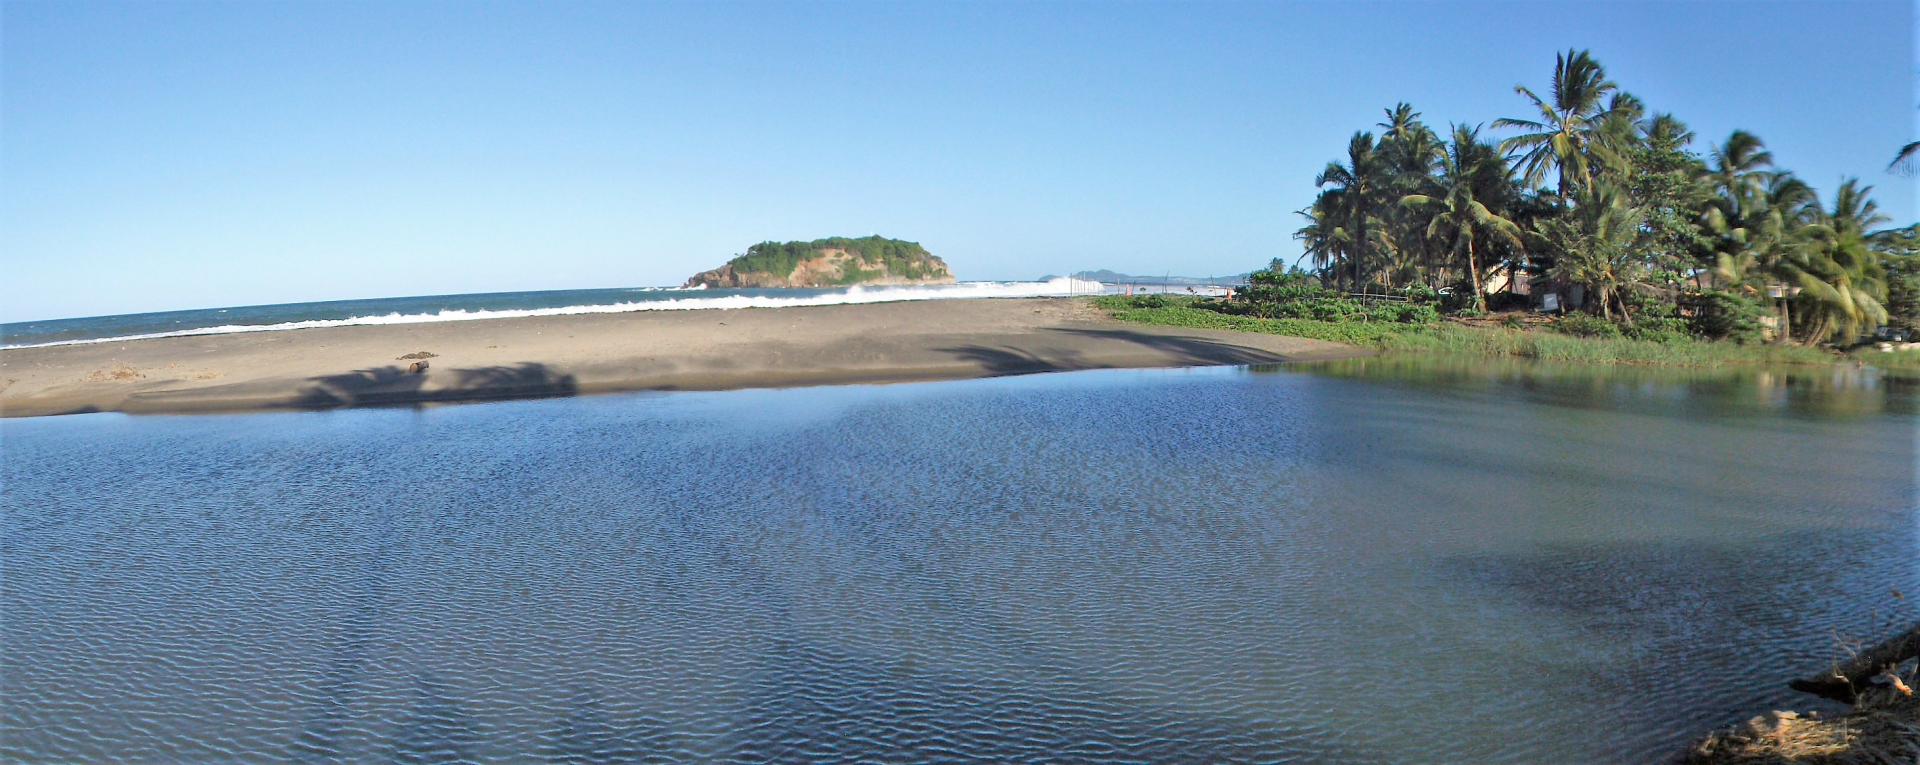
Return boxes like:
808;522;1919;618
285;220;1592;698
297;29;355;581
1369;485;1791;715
3;278;1106;349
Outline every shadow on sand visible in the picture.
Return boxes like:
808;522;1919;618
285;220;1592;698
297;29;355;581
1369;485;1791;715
938;327;1292;376
292;362;579;409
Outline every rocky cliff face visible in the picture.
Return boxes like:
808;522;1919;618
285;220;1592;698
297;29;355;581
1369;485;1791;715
683;238;955;289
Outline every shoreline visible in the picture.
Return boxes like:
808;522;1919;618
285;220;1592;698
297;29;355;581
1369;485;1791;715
1091;295;1913;372
0;298;1363;418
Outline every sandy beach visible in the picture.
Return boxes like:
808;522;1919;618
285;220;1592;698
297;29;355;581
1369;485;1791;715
0;298;1360;417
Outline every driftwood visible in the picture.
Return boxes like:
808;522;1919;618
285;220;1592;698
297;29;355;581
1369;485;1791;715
1790;622;1920;703
406;360;430;374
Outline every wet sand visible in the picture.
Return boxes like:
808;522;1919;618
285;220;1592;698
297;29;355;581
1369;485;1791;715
0;298;1362;417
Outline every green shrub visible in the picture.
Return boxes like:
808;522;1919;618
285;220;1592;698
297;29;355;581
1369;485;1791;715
1091;295;1842;368
1400;283;1440;304
1552;313;1622;338
1229;268;1437;325
1090;296;1423;345
1621;316;1690;344
1391;303;1441;324
1682;290;1769;343
1622;288;1679;320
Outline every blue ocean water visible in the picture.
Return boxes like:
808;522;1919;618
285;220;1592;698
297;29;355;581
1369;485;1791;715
3;360;1916;763
0;279;1113;348
0;287;705;347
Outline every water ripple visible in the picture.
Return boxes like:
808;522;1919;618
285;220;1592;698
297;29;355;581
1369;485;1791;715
2;365;1916;763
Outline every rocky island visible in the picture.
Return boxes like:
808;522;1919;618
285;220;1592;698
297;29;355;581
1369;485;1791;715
684;236;955;289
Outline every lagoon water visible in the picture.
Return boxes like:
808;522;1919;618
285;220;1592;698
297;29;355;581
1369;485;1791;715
3;359;1916;763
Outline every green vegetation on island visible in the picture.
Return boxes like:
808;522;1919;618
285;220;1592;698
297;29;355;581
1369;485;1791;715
1101;49;1920;374
685;236;954;289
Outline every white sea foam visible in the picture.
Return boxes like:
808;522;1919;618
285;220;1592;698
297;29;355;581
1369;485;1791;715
4;278;1108;349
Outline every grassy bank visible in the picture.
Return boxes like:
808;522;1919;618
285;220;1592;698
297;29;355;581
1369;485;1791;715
1095;296;1423;346
1859;346;1920;374
1093;296;1850;368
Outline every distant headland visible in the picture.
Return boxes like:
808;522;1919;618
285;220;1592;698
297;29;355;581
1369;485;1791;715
1043;269;1252;286
684;236;955;289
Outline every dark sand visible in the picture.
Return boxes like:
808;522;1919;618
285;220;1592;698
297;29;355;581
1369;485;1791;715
0;298;1362;417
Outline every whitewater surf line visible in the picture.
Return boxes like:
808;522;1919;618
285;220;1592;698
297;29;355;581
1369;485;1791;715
1;279;1107;349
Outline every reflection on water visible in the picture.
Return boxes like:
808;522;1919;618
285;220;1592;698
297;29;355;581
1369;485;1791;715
2;359;1915;763
1269;353;1920;419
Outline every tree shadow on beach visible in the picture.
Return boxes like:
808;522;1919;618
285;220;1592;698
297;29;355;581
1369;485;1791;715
937;327;1292;377
1048;327;1294;365
293;362;579;409
933;344;1101;375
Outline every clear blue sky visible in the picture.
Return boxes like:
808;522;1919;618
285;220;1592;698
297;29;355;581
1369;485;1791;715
3;0;1913;322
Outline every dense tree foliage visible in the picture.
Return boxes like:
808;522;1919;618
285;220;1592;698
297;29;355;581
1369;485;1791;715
1284;49;1919;346
727;236;945;282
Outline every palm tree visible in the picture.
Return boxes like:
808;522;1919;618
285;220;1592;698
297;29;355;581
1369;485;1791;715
1375;104;1445;286
1537;183;1648;321
1892;141;1920;174
1704;131;1774;220
1586;92;1649;184
1376;104;1444;176
1700;132;1790;292
1377;102;1422;142
1641;113;1696;155
1787;179;1891;344
1616;112;1708;289
1826;178;1891;238
1314;132;1383;292
1293;200;1344;284
1402;126;1526;310
1892;106;1920;172
1495;49;1619;199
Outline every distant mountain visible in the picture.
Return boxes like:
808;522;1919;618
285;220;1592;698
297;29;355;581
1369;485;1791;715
685;236;954;289
1042;269;1251;286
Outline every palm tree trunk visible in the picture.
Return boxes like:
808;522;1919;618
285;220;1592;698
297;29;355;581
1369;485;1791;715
1354;245;1363;296
1467;239;1485;311
1354;213;1367;297
1804;316;1828;347
1776;299;1791;345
